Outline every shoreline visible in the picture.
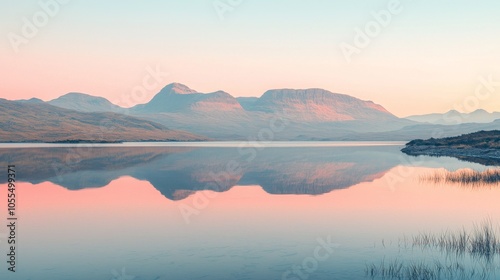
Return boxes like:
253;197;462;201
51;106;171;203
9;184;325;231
401;130;500;166
0;141;406;149
402;146;500;165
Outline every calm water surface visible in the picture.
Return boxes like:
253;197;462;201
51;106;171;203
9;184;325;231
0;142;498;279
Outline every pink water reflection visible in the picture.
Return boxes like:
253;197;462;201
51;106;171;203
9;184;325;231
1;166;498;243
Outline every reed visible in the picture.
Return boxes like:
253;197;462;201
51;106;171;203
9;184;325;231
412;221;500;261
367;223;499;279
419;168;500;186
365;259;487;280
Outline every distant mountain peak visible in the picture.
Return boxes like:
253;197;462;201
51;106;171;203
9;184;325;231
159;83;197;95
48;92;123;113
18;97;44;104
407;108;500;125
251;88;395;121
63;92;94;97
54;92;111;102
210;90;233;97
471;109;489;114
134;84;243;113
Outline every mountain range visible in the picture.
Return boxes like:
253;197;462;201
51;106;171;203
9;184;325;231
405;109;500;125
2;82;500;142
49;92;124;113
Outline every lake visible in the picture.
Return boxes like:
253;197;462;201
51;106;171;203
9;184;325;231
0;142;499;280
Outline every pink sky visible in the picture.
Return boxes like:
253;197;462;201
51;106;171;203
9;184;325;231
1;1;500;117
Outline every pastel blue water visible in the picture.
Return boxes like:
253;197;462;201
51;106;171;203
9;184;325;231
0;144;498;280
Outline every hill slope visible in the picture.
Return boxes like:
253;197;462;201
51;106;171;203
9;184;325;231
0;99;204;142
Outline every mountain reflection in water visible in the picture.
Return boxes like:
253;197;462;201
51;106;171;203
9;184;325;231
0;145;402;200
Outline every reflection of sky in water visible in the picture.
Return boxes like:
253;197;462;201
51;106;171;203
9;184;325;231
0;145;498;279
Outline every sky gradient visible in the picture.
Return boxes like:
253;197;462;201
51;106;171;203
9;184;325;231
1;0;500;116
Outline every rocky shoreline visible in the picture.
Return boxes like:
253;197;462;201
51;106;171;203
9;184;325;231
401;146;500;165
401;130;500;165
